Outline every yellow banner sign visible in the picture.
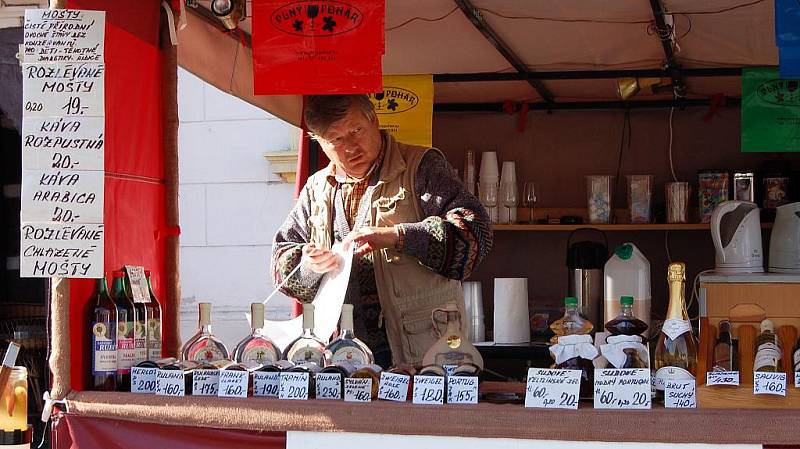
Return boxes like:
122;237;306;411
369;75;433;147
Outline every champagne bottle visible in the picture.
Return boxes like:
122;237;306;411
232;303;281;365
654;262;697;394
712;320;737;372
324;304;374;366
754;319;782;373
283;303;326;365
180;303;230;362
86;276;117;391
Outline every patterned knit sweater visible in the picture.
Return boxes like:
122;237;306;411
271;147;493;367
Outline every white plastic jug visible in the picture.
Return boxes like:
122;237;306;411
603;242;652;336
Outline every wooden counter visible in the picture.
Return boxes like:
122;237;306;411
65;391;800;445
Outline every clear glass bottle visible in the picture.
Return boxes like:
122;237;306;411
754;319;782;373
283;303;326;366
233;303;282;365
712;320;737;372
144;270;163;361
86;276;117;391
324;304;374;366
111;270;136;391
605;296;648;337
181;303;230;362
654;262;698;396
549;296;594;344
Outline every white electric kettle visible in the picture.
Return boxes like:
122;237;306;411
768;202;800;273
711;201;764;274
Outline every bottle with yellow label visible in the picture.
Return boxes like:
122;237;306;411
421;302;484;371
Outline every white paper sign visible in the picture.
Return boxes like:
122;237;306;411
754;372;787;396
22;117;104;171
279;372;309;400
707;371;740;386
412;376;445;405
524;368;581;409
795;371;800;388
156;369;185;397
593;368;651;409
344;378;372;402
447;376;478;404
21;169;104;223
130;367;157;394
20;222;103;278
253;371;280;397
191;369;220;396
316;373;342;400
377;372;410;402
218;370;249;398
23;9;105;63
22;63;105;117
664;379;696;408
125;265;150;304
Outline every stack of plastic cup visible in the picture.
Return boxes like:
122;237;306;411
479;152;499;223
499;161;518;223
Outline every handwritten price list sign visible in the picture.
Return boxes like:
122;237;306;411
20;9;105;279
524;368;581;410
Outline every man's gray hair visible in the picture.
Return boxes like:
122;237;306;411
304;94;377;136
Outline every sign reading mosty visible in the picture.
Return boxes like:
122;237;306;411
741;67;800;152
369;75;433;147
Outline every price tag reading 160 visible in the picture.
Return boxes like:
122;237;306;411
754;372;787;396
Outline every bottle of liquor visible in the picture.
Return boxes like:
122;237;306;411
324;304;374;366
159;360;201;394
600;334;649;369
86;276;117;391
135;357;178;369
111;270;136;391
549;296;594;344
258;360;296;372
233;303;281;365
181;303;230;362
550;334;598;399
350;364;382;399
283;303;326;366
287;362;322;398
144;270;163;361
712;320;737;372
605;296;648;338
654;262;698;395
754;319;782;372
123;272;148;365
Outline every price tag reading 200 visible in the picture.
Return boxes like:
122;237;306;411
593;368;651;409
412;375;445;405
524;368;580;409
279;372;309;400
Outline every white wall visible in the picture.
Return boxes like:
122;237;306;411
177;68;296;349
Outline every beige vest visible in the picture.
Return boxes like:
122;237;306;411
306;133;466;366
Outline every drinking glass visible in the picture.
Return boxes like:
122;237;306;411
501;181;518;222
479;181;498;208
522;182;537;223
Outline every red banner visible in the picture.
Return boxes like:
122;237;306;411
252;0;385;94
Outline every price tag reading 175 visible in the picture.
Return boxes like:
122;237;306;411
218;370;249;398
593;368;651;409
412;376;445;405
754;372;787;396
253;372;280;398
192;369;220;396
279;372;309;400
524;368;581;409
155;369;185;397
447;376;478;404
131;367;157;394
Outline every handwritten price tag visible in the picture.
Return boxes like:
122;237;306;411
155;369;185;397
754;372;787;396
706;371;739;386
795;372;800;388
316;373;342;400
131;367;157;394
191;369;220;396
447;376;478;404
593;368;651;409
218;370;248;398
524;368;581;409
344;378;372;402
279;372;309;400
253;372;280;398
664;379;696;408
412;376;445;405
377;372;410;402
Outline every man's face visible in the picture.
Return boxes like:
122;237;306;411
313;104;382;179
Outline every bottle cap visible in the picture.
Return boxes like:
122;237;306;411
760;319;774;333
199;303;212;326
719;320;731;333
302;303;314;330
340;304;354;331
564;296;578;307
614;243;633;260
620;295;634;306
251;303;265;329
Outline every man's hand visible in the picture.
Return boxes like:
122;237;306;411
343;226;399;257
302;243;340;274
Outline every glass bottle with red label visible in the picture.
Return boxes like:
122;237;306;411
144;270;163;361
181;303;230;362
232;303;281;365
324;304;374;366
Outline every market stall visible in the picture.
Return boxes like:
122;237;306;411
3;0;800;448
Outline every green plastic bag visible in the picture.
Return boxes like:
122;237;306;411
741;67;800;152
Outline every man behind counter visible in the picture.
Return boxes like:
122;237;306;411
271;94;492;368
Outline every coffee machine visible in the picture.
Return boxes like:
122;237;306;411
566;230;608;327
